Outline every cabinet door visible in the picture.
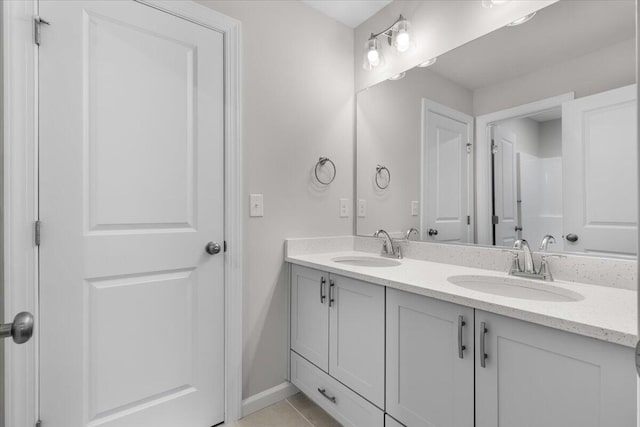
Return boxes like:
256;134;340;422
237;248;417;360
291;265;329;371
386;288;474;427
329;274;385;408
476;311;636;427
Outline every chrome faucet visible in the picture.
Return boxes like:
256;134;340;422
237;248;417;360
374;229;402;259
505;238;564;281
405;228;419;241
540;235;556;251
513;239;535;274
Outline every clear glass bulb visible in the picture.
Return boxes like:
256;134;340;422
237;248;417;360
392;18;412;53
363;37;384;70
367;49;381;67
395;31;410;53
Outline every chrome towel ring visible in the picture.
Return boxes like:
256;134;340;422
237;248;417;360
315;156;336;185
375;164;391;189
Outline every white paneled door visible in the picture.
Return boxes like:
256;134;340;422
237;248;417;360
422;100;473;244
492;126;518;247
562;85;637;256
38;2;225;426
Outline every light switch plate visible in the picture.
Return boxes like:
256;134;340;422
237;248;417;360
411;201;419;216
339;199;349;218
358;199;366;217
250;194;264;217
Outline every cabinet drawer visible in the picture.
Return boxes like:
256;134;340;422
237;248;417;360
291;351;384;427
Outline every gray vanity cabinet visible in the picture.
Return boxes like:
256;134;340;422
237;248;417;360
291;265;329;371
290;265;385;409
386;288;475;427
329;274;385;408
475;310;636;427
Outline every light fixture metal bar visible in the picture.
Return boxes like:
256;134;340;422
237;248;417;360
369;14;405;41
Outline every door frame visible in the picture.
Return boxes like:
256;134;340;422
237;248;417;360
420;98;474;243
475;92;574;246
2;1;243;425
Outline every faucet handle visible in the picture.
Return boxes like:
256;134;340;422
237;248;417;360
501;249;521;274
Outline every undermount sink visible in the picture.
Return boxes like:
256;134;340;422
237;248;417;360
332;256;401;267
447;275;583;302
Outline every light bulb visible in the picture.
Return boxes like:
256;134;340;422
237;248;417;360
363;37;384;70
367;49;381;67
388;72;406;81
482;0;510;8
395;31;410;53
506;12;536;26
392;17;412;53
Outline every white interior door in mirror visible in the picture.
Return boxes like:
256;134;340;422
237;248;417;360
492;126;518;247
38;1;225;426
562;85;637;256
422;100;473;244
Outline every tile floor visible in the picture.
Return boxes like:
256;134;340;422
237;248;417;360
224;393;341;427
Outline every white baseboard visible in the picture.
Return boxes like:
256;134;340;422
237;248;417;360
241;381;300;417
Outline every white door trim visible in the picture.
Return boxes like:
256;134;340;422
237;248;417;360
2;0;243;424
475;93;574;245
421;99;474;243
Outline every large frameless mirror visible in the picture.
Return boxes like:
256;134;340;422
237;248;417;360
356;0;637;258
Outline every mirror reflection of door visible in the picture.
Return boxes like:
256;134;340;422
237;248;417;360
491;110;564;249
422;100;473;244
562;85;637;256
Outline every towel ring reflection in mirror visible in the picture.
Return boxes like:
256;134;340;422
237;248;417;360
315;156;336;185
375;165;391;189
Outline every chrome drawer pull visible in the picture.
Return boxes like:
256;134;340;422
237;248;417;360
458;315;466;359
317;387;337;404
480;321;488;368
320;277;326;303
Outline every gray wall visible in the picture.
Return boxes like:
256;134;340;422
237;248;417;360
196;1;354;399
356;68;472;236
473;38;636;115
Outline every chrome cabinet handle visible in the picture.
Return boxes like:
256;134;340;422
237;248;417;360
320;277;326;303
205;242;222;255
458;315;466;359
480;321;488;368
0;312;34;344
428;228;438;236
328;280;335;307
317;387;337;404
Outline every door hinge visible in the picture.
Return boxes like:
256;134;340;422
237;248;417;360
466;143;472;154
34;16;50;46
491;140;498;155
467;215;471;225
35;220;41;247
492;215;500;225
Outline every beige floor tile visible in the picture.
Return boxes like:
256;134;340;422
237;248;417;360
222;393;341;427
287;393;341;427
223;399;312;427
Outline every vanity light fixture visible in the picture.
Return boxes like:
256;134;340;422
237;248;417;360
417;57;437;68
388;72;406;81
362;14;413;71
506;11;536;26
481;0;510;8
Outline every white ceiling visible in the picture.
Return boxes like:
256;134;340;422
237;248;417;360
427;0;635;90
302;0;393;28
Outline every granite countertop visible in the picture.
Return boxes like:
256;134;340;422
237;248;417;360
286;250;637;348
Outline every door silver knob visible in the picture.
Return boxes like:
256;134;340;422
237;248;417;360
0;312;34;344
564;233;579;243
205;242;222;255
428;228;438;236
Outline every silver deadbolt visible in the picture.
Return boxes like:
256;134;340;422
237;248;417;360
0;312;34;344
428;228;438;236
206;242;222;255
